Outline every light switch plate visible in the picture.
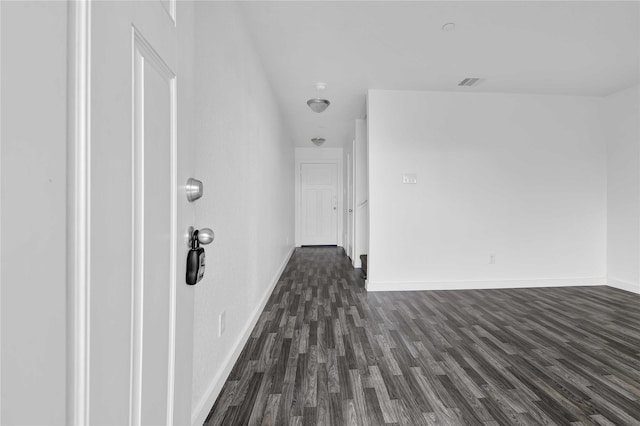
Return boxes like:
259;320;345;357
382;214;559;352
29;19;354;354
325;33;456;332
402;173;418;184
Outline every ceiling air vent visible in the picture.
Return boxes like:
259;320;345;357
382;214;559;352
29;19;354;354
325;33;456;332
458;78;484;87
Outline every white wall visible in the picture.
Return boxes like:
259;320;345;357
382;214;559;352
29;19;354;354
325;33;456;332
367;90;606;291
0;2;68;423
354;119;369;269
604;85;640;294
295;147;343;247
191;3;295;423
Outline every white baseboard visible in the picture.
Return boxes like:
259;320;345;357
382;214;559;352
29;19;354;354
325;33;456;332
366;277;606;292
607;278;640;294
191;246;295;426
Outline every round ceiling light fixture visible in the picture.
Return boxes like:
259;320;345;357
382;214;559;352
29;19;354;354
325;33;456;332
442;22;456;32
307;82;330;113
311;137;326;146
307;99;330;113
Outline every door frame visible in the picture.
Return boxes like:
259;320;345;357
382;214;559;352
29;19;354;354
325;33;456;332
66;1;91;423
346;139;356;264
294;157;343;247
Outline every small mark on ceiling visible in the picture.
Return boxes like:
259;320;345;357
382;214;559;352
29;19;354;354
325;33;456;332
442;22;456;32
458;78;484;87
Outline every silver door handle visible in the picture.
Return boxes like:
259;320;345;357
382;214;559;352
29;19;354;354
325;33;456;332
197;228;215;244
188;227;215;246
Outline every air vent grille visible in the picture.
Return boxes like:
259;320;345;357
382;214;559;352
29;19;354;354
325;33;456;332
458;78;483;87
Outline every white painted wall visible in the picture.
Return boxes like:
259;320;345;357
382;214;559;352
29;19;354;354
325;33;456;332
604;85;640;294
0;2;68;423
190;3;295;424
367;90;606;291
354;119;369;269
295;147;343;247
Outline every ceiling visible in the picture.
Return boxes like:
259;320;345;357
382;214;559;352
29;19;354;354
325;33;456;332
239;1;640;148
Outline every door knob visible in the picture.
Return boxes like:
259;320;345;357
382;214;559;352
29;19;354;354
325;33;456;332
348;209;353;212
196;228;215;245
188;227;215;247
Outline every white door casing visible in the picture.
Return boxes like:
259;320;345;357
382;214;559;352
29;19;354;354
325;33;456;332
69;1;196;424
346;142;355;262
345;152;352;258
300;163;338;245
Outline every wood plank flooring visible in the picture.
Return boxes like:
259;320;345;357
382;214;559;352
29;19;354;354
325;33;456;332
204;247;640;425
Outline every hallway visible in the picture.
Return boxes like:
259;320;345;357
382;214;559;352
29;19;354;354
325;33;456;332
204;248;640;425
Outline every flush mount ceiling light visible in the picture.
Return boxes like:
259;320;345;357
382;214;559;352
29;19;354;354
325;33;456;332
311;137;326;146
442;22;456;32
307;99;330;113
307;82;330;113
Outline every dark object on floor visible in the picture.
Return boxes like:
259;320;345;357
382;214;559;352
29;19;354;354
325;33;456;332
204;247;640;426
360;254;367;278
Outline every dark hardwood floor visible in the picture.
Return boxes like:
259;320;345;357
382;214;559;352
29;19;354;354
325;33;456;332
204;247;640;425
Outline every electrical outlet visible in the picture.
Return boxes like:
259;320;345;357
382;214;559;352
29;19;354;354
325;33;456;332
219;311;226;336
489;254;496;264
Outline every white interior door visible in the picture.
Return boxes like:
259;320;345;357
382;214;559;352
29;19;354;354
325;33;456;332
86;2;195;425
132;27;177;426
346;150;355;261
300;163;338;245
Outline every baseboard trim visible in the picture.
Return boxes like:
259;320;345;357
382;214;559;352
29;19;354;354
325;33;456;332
367;277;606;292
190;246;295;426
607;278;640;294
